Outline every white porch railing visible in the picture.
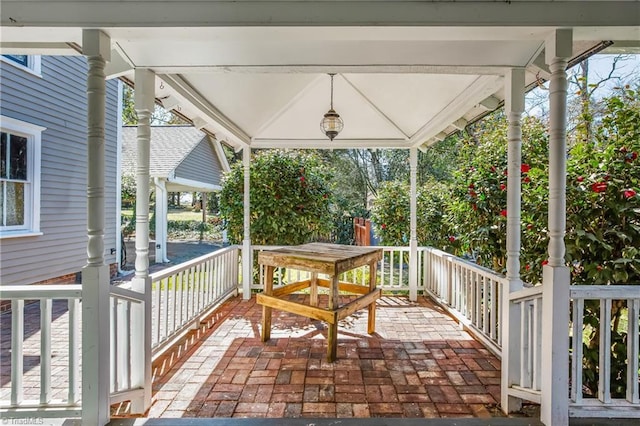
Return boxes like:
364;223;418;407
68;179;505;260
507;284;544;403
250;245;424;293
108;285;146;406
149;245;239;358
0;285;82;418
569;285;640;418
422;247;504;356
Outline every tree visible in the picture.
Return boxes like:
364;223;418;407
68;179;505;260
121;84;188;125
219;150;334;245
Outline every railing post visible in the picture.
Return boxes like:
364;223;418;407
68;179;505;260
242;146;252;299
409;147;418;301
540;29;572;426
501;67;525;414
82;29;111;426
129;68;155;413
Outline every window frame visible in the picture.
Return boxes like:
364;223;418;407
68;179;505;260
0;55;42;77
0;116;45;238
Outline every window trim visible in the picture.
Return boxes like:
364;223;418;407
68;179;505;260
0;116;45;238
0;55;42;78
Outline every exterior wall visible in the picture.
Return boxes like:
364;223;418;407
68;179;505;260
0;55;119;285
174;138;223;187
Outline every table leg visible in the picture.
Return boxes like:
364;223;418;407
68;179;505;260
367;260;378;334
310;272;318;307
327;274;339;362
261;265;274;342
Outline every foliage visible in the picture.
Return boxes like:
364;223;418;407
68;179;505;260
219;150;334;245
370;179;452;250
447;114;550;272
121;172;137;207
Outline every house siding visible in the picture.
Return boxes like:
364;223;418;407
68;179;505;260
174;138;223;187
0;55;119;285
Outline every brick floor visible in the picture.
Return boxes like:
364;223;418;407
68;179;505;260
124;294;508;419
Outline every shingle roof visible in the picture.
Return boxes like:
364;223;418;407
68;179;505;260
121;126;208;178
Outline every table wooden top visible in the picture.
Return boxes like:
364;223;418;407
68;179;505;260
257;243;383;276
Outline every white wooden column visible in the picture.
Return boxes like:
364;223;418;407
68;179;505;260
242;146;252;299
130;68;155;413
501;68;525;414
154;178;169;263
408;147;418;301
81;29;111;426
541;28;572;426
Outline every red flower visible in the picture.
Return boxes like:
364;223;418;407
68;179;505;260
521;164;531;173
448;236;456;243
596;265;603;271
472;204;478;211
500;184;506;191
620;146;628;153
468;183;475;189
490;166;497;173
626;151;638;162
603;174;611;181
525;264;530;271
527;224;533;230
523;176;531;183
469;190;477;198
541;260;549;266
500;209;507;217
623;189;637;199
591;182;607;193
381;224;387;230
576;176;584;182
300;176;305;182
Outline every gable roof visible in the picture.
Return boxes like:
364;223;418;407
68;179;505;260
121;125;230;191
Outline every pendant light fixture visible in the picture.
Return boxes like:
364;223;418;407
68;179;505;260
320;73;343;141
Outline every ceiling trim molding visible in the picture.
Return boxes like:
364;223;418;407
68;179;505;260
158;73;251;147
409;75;503;147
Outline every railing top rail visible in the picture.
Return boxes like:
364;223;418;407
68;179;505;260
509;284;543;302
570;284;640;299
252;245;409;251
150;245;239;281
110;285;145;303
0;284;82;300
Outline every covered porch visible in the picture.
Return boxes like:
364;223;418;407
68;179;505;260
1;1;639;425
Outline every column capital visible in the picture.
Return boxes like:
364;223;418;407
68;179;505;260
545;29;573;64
134;69;156;112
82;30;111;60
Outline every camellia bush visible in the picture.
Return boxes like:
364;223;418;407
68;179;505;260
219;150;334;245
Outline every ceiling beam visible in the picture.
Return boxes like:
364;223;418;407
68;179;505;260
2;2;638;27
142;65;512;75
0;41;78;55
251;138;411;150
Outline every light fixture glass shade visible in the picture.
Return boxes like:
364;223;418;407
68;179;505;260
320;109;344;141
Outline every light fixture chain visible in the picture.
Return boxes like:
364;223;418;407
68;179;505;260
330;73;335;109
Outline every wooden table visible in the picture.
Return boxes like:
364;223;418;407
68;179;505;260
256;243;383;362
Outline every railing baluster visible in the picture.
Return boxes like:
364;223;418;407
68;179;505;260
571;297;584;403
68;298;80;404
111;297;119;392
627;298;639;404
11;299;24;406
598;298;612;403
163;277;169;342
519;300;529;388
40;298;52;404
533;296;542;391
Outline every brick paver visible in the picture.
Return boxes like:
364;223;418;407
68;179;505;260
130;295;506;419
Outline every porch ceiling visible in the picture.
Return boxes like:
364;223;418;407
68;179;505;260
1;2;638;150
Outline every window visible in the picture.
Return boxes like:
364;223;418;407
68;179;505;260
1;55;42;76
0;116;45;237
